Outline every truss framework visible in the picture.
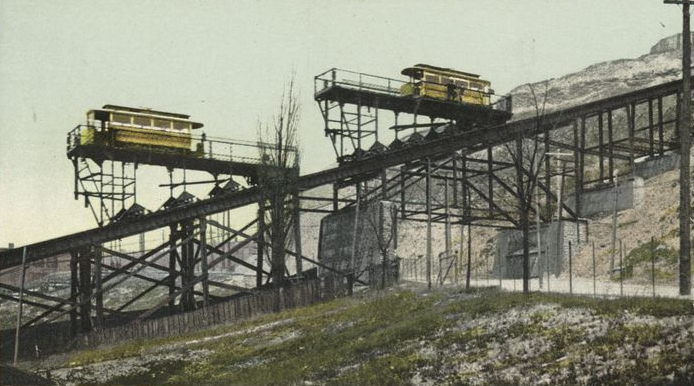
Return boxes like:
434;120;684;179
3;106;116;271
1;76;689;348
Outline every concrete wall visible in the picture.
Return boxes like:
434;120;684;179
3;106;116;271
494;220;588;279
566;177;644;217
634;153;680;180
565;153;677;218
318;201;396;284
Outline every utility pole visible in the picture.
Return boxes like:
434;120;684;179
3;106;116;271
547;152;572;284
349;181;362;291
536;192;543;289
13;247;27;365
665;0;692;296
611;169;620;276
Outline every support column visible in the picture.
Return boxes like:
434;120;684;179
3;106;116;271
94;246;104;328
573;119;582;244
200;217;209;306
444;175;451;271
487;147;494;215
357;99;362;152
426;158;432;289
292;189;303;278
678;6;691;296
257;201;265;288
607;109;614;183
332;184;339;212
180;220;196;311
452;152;458;207
648;98;655;157
69;251;78;336
658;96;665;155
515;135;529;293
78;247;92;332
400;166;406;219
544;126;551;211
461;152;469;224
168;225;177;310
628;103;636;175
598;112;605;181
580;116;587;191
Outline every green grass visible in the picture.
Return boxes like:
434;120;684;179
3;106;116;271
60;288;694;385
444;290;693;318
624;240;678;267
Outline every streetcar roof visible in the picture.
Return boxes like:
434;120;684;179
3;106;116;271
401;64;489;84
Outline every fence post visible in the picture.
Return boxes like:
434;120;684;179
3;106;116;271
568;241;573;295
651;236;656;298
592;241;596;297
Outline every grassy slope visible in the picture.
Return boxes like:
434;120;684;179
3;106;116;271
47;284;694;386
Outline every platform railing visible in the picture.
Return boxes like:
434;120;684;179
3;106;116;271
314;67;513;114
314;68;406;97
67;123;297;165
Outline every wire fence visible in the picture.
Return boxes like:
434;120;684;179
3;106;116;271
398;235;691;299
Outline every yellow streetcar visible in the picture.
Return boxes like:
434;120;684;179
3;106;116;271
400;64;492;105
81;104;204;153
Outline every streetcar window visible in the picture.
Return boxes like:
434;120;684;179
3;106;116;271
454;80;468;88
133;116;150;127
424;74;438;83
153;119;171;130
112;113;131;124
173;121;191;131
440;76;452;84
470;81;484;90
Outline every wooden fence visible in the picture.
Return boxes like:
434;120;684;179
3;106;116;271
76;277;346;349
2;277;347;361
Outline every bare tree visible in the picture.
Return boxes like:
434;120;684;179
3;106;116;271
363;200;399;288
503;82;554;293
257;77;300;310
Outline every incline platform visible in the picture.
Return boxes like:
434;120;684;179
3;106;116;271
67;126;268;181
314;68;513;124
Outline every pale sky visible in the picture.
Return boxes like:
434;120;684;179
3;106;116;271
0;0;684;246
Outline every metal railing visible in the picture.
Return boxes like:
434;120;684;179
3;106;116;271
314;67;512;113
67;123;297;165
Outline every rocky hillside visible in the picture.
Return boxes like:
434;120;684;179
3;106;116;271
33;284;694;386
509;33;689;119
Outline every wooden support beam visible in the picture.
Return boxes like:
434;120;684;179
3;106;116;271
168;224;177;309
200;217;209;306
69;251;77;336
573;119;582;220
197;234;269;275
487;147;494;215
293;185;303;278
93;247;103;328
257;200;265;288
598;112;605;181
607;109;614;183
657;96;665;155
648;98;655;156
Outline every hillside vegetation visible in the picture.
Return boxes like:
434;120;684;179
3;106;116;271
39;284;694;386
